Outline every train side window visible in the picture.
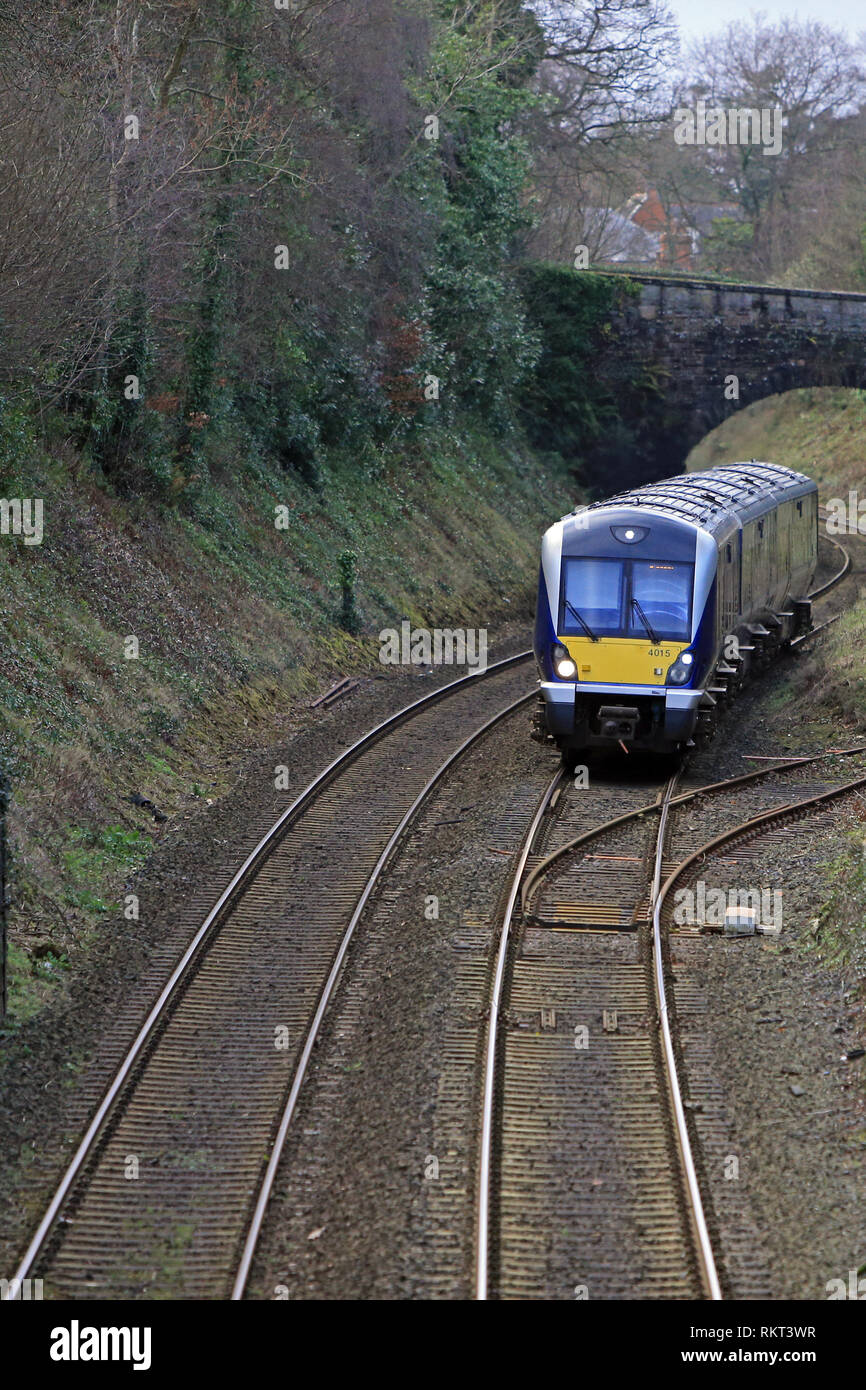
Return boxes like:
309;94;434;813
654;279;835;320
758;520;764;538
726;543;732;562
796;500;803;515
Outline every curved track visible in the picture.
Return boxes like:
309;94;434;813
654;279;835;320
660;766;866;923
5;653;536;1300
485;738;866;1300
810;525;852;599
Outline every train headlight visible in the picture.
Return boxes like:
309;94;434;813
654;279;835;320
552;643;577;679
666;652;694;685
611;524;649;544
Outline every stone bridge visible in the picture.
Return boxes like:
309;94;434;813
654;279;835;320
596;271;866;480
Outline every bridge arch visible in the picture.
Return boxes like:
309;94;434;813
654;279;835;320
593;273;866;481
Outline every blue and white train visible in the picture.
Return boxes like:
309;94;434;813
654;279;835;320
532;462;818;756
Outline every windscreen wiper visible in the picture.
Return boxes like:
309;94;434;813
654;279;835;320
631;597;660;645
564;598;599;642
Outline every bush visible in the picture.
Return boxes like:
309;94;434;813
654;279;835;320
517;265;637;461
0;393;39;480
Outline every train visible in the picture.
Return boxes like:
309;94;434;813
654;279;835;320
532;462;819;758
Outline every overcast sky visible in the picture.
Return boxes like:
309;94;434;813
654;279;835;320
668;0;865;42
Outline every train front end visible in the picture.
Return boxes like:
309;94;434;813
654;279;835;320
533;504;717;755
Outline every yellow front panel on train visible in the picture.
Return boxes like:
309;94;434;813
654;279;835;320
559;636;688;686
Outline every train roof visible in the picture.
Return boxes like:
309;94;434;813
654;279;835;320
570;463;816;533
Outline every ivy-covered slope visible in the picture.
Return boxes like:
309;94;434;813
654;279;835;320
1;417;572;1020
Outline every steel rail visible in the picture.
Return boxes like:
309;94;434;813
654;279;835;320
5;649;534;1299
232;688;536;1299
475;766;564;1301
809;528;851;599
651;777;723;1300
648;764;866;1304
789;614;841;648
657;768;866;908
520;742;866;919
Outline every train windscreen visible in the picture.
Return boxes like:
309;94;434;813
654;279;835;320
559;558;693;642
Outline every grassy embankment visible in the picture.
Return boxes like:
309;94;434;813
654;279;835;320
687;385;866;991
1;418;573;1021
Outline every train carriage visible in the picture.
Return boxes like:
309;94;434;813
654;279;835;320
532;462;819;757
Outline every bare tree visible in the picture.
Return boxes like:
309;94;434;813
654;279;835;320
677;15;866;278
525;0;679;263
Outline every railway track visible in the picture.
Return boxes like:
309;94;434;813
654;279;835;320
4;651;538;1301
523;744;866;929
811;524;852;599
480;736;866;1300
476;762;719;1300
659;757;866;1296
661;764;866;937
787;521;852;645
